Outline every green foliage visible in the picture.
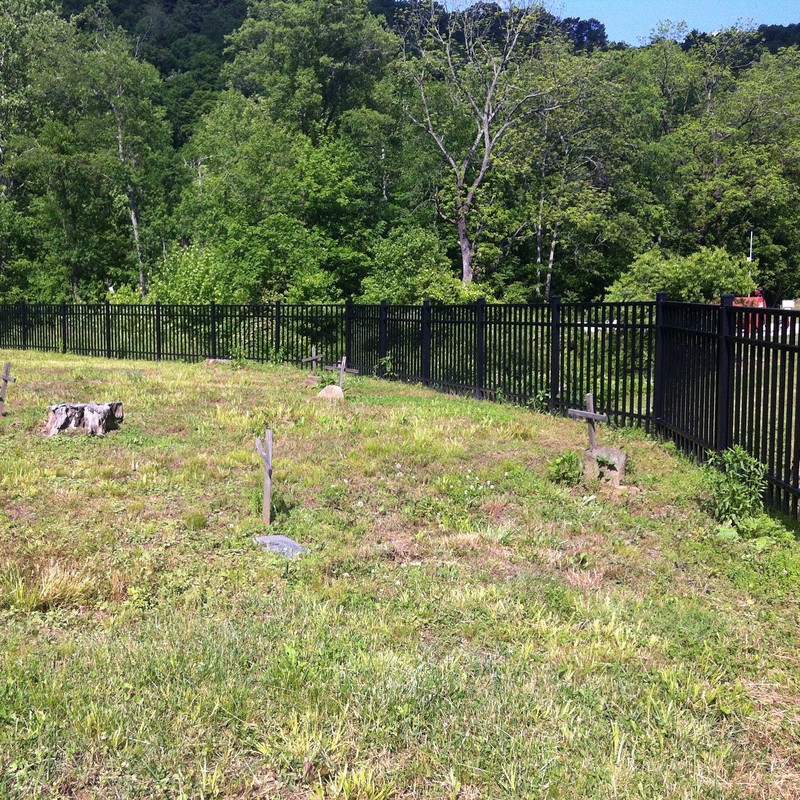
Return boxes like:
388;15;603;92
224;0;395;137
704;446;766;525
360;228;467;304
150;245;253;304
107;285;144;304
1;1;800;307
606;247;756;302
734;514;793;544
547;451;583;486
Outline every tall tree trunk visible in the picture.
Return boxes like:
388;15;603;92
112;95;146;297
457;216;473;284
126;184;146;296
545;221;558;300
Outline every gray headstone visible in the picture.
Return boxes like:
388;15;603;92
254;534;307;558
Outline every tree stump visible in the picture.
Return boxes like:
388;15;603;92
44;403;124;437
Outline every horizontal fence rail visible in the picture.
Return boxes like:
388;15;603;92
2;296;799;517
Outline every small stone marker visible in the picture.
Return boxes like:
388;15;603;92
255;428;273;525
568;393;627;487
44;402;123;437
254;534;306;558
316;384;345;401
0;361;16;415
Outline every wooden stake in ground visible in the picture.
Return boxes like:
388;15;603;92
255;428;273;525
567;393;608;449
0;362;15;416
301;346;324;374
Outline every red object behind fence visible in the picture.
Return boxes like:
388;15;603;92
733;291;766;334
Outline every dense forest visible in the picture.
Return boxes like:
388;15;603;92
1;0;799;305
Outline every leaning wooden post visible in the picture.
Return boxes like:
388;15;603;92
585;392;598;450
255;429;273;525
0;362;16;415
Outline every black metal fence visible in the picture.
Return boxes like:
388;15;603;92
2;295;799;516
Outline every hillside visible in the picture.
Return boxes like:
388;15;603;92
1;350;799;798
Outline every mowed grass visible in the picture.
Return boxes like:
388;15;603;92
1;350;799;800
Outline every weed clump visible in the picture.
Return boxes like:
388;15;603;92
704;446;765;523
547;451;582;486
704;446;793;544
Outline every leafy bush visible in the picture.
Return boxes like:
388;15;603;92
150;244;255;304
361;227;484;304
605;246;756;302
547;451;583;486
704;446;766;524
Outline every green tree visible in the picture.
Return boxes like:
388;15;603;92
605;246;756;302
0;2;174;300
397;2;577;287
360;227;472;303
225;0;395;136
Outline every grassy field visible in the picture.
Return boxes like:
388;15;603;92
1;350;798;799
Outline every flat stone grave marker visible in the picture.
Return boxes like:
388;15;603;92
254;534;307;558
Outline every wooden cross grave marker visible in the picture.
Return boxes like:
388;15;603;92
301;346;324;374
0;362;16;416
255;428;273;525
567;393;608;450
323;356;359;388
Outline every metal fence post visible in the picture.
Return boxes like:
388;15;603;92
652;291;668;431
549;295;561;414
60;301;67;354
475;297;486;399
345;299;354;362
421;299;432;386
378;300;388;376
155;302;162;360
210;301;218;360
274;300;282;358
105;300;112;359
21;302;28;350
716;293;735;452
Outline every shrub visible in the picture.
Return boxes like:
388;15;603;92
605;246;756;302
361;227;485;304
704;446;766;524
547;451;583;486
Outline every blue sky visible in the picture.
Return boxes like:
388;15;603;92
555;0;798;44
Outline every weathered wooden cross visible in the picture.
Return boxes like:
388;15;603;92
0;362;16;416
301;346;324;374
324;356;359;388
255;428;273;525
567;393;608;450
